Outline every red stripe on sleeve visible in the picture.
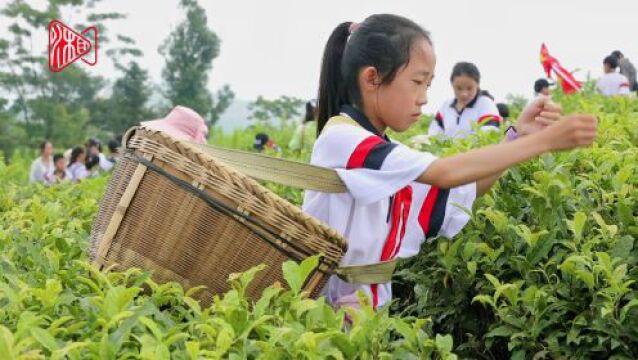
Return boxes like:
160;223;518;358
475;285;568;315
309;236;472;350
418;186;440;235
346;136;384;169
371;284;379;309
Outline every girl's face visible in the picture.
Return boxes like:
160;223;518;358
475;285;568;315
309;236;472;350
603;63;613;73
42;142;53;157
55;158;65;171
364;38;436;133
77;152;86;163
452;74;479;107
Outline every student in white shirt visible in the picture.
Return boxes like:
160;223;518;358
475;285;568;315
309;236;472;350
86;138;114;172
29;141;54;185
428;62;502;139
67;147;89;182
596;55;631;96
305;14;598;310
52;153;72;184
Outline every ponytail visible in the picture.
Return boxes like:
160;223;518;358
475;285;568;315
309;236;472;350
317;22;352;136
479;89;494;101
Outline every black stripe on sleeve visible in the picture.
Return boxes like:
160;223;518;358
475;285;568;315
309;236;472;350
362;142;398;170
427;188;449;238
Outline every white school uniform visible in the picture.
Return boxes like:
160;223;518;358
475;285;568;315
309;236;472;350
302;105;476;309
29;156;54;184
428;94;503;139
596;73;631;96
68;162;89;182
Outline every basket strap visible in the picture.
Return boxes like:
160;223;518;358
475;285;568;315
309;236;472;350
189;143;347;193
186;115;362;193
333;259;397;284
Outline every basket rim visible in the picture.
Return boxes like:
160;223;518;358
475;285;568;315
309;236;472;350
124;126;349;253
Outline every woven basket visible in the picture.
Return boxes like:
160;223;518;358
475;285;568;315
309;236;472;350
89;127;347;304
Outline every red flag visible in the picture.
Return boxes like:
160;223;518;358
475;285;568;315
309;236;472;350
540;43;581;94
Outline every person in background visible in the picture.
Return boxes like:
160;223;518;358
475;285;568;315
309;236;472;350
29;141;54;185
86;138;114;172
107;140;121;164
254;133;281;153
534;79;553;96
68;147;89;182
496;103;510;121
428;62;503;139
611;50;637;92
52;153;71;184
288;99;318;152
596;55;631;96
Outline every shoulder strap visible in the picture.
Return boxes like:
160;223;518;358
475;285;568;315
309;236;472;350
333;259;397;284
322;115;363;132
188;142;347;193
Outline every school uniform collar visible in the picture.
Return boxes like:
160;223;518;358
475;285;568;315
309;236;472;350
450;92;480;111
340;104;390;141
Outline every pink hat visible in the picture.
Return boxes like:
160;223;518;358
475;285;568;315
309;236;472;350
141;106;209;144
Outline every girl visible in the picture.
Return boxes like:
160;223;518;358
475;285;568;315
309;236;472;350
29;141;54;184
428;62;502;139
303;14;597;310
68;147;89;182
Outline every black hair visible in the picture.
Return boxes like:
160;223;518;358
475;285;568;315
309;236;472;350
69;147;84;167
450;62;494;100
481;90;495;101
534;78;551;94
450;62;480;83
86;138;102;152
304;100;317;123
108;140;119;153
254;133;269;151
53;153;64;163
604;55;619;69
611;50;623;59
496;103;510;119
86;155;100;170
317;14;431;135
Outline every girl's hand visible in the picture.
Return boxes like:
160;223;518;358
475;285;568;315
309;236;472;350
542;114;598;151
515;96;562;136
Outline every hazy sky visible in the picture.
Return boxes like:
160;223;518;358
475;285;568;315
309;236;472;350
2;0;638;114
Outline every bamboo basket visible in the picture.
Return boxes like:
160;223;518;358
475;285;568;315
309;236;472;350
89;127;348;304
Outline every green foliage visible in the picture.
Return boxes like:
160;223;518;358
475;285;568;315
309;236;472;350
0;100;27;160
0;173;453;358
2;86;637;358
393;93;638;358
248;96;305;127
104;61;154;135
159;0;234;126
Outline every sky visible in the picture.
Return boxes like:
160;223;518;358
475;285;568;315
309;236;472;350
2;0;638;120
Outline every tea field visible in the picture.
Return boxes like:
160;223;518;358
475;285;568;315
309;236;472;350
0;92;637;359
